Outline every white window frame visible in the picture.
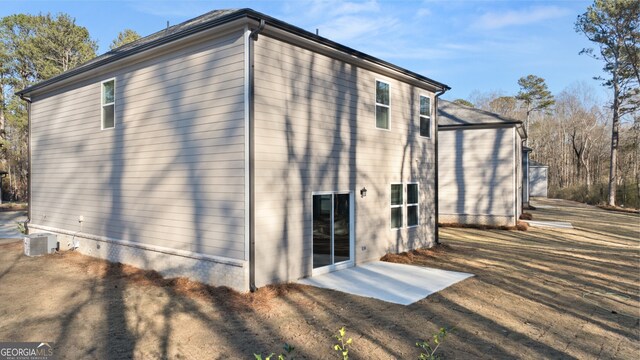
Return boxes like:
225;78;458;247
311;190;355;276
390;182;420;229
101;78;116;130
390;182;403;230
375;79;391;130
419;94;431;138
406;182;419;228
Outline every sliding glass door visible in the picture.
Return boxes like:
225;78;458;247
312;192;353;274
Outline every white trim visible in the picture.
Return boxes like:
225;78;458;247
100;78;116;130
418;94;432;139
310;191;355;277
243;25;250;263
406;182;420;228
312;259;354;276
375;79;391;130
390;182;403;230
28;223;246;268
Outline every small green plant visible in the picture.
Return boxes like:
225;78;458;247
16;221;27;235
254;343;295;360
333;326;352;360
416;327;452;360
253;354;282;360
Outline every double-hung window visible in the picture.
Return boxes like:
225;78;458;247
390;184;403;229
419;95;431;138
376;80;390;129
102;79;115;129
407;183;419;227
390;183;420;229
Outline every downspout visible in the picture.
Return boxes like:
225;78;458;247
248;19;265;292
18;93;32;230
433;87;448;245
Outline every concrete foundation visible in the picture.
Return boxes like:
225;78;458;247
28;223;249;291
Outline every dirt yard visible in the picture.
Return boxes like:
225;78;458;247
0;198;638;359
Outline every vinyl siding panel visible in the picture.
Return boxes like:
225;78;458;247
438;127;516;222
530;166;549;197
30;30;246;260
253;35;437;286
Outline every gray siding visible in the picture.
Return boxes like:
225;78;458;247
253;35;437;286
438;127;516;225
30;30;246;260
530;166;549;197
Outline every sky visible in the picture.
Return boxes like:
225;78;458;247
0;0;608;102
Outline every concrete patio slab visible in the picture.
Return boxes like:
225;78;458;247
297;261;473;305
532;205;555;209
523;220;574;229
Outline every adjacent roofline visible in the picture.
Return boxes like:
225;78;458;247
438;121;522;128
437;99;527;139
17;8;449;97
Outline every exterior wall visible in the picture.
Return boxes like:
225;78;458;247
530;166;549;197
252;35;437;286
438;127;517;226
29;29;248;289
521;149;530;208
516;136;524;217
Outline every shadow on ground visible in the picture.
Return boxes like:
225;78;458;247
0;198;638;359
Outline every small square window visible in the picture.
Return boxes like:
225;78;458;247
391;207;403;229
376;80;390;129
102;79;115;129
391;184;403;206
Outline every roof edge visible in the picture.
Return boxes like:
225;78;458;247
18;8;449;97
438;121;523;128
242;10;450;92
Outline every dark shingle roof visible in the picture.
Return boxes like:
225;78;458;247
81;9;240;68
438;99;522;127
18;8;449;96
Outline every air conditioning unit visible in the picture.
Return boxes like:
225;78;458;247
24;233;58;256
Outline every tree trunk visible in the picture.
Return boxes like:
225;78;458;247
608;77;620;206
585;158;592;191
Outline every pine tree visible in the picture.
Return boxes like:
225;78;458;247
516;75;555;142
110;29;141;50
576;0;640;206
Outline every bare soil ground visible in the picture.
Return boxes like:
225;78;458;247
0;198;638;359
0;203;28;212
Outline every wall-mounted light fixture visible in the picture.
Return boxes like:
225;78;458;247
360;187;367;198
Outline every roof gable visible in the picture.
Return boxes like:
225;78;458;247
438;100;522;127
18;8;449;97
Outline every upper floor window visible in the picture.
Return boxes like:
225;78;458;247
376;80;390;129
102;79;115;129
419;95;431;138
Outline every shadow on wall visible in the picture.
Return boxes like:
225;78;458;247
57;32;252;358
439;123;513;222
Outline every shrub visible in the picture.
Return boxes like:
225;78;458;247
417;327;452;360
549;182;639;209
